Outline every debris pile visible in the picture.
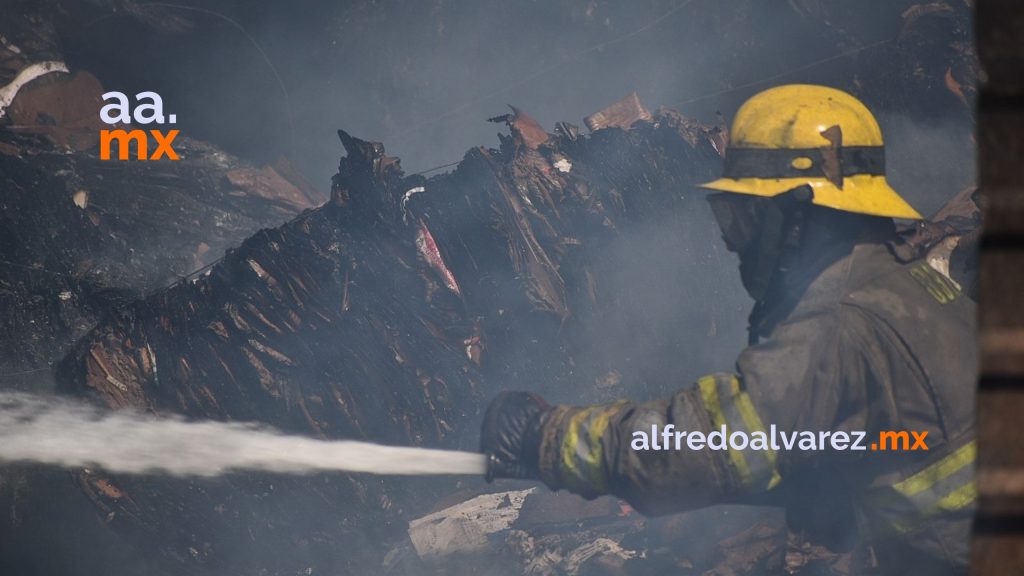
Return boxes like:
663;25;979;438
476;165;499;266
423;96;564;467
396;488;787;575
0;73;322;388
51;97;758;574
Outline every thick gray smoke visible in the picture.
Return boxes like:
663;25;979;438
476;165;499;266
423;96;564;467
0;393;486;477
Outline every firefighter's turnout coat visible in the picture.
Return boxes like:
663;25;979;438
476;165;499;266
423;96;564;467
536;241;976;574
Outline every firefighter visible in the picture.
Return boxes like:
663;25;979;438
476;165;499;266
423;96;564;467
480;84;976;575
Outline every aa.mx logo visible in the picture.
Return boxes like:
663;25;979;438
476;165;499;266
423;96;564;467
99;91;179;161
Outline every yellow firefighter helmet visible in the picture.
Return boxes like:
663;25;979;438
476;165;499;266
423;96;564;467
699;84;922;219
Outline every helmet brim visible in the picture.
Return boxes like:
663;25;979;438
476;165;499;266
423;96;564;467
697;174;923;220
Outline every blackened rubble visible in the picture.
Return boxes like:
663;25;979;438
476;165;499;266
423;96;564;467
54;100;751;575
0;74;323;391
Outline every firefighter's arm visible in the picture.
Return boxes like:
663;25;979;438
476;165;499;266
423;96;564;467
481;309;848;515
536;383;746;513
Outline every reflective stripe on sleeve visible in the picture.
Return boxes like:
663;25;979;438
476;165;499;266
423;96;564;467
697;373;782;491
558;402;627;493
865;440;976;534
892;441;975;498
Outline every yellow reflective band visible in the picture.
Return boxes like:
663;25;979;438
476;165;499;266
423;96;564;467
581;404;624;493
587;402;625;457
559;404;622;493
560;408;591;480
698;375;753;486
936;481;977;513
887;480;978;535
893;441;976;497
698;376;727;427
868;441;977;535
908;263;960;304
729;378;783;489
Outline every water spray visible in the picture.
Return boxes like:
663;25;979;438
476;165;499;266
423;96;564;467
0;393;486;477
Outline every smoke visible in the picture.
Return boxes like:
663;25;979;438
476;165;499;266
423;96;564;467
879;112;976;217
0;392;486;477
59;1;974;223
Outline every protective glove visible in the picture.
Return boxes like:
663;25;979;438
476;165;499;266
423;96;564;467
480;391;551;482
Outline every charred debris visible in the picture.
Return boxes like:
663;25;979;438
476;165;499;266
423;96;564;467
52;100;750;575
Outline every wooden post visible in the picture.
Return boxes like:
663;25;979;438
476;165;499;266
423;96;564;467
975;0;1024;572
